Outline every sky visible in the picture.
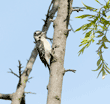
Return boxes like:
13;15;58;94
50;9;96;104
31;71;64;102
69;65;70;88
0;0;110;104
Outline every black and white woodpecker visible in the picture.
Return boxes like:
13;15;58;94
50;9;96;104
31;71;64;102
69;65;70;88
34;31;52;73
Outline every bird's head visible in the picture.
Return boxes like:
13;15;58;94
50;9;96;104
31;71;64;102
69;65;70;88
34;30;43;42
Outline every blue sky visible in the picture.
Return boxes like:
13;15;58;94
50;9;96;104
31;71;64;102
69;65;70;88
0;0;110;104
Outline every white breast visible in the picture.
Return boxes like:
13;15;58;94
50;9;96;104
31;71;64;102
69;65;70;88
41;37;51;63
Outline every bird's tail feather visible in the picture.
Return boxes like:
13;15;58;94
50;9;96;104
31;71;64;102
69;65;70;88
47;63;50;74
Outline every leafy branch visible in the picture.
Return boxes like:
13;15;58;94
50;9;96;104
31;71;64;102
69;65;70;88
75;0;110;79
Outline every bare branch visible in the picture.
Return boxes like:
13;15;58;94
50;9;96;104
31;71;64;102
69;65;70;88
63;69;76;75
46;36;53;43
72;8;84;12
26;77;33;83
11;46;38;104
72;7;95;11
8;69;19;78
18;60;23;76
49;19;54;22
0;93;14;100
24;92;36;94
42;0;60;35
69;22;75;33
67;29;71;32
73;7;86;9
65;69;76;73
28;77;33;80
42;19;46;22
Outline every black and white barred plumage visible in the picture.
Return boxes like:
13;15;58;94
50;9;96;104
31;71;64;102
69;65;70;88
34;31;52;72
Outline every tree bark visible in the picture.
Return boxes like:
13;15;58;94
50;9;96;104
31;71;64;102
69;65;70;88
11;46;38;104
47;0;73;104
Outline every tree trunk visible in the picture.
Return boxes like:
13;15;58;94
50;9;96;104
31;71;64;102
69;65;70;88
47;0;73;104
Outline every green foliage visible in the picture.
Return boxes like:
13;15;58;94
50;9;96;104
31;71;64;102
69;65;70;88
75;0;110;79
75;14;95;19
95;0;103;5
92;57;110;78
82;1;98;12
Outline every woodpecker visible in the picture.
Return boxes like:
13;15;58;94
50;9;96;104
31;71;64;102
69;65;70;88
34;31;52;72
